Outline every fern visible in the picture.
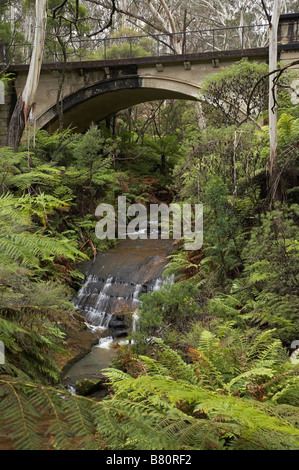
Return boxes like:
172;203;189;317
101;368;299;450
0;315;69;384
0;378;95;450
0;193;87;269
151;338;199;385
1;338;299;450
271;377;299;406
225;367;275;395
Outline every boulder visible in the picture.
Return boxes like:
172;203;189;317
75;378;102;396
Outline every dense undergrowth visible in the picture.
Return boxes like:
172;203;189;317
0;60;299;450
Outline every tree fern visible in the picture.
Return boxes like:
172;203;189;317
0;193;87;270
151;338;199;385
0;315;68;384
271;376;299;407
101;367;299;450
0;336;298;450
0;378;95;450
224;367;275;396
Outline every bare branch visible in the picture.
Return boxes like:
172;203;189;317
243;60;299;123
87;0;116;37
261;0;271;26
52;0;68;19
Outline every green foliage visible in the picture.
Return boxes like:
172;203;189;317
87;28;154;60
44;0;90;62
0;192;87;391
0;377;95;450
201;61;269;126
1;53;299;450
1;332;298;450
0;193;86;270
0;313;68;385
257;112;299;167
137;280;200;337
0;147;28;194
201;176;242;284
97;336;299;450
102;42;151;59
8;125;123;257
203;205;299;344
241;205;299;342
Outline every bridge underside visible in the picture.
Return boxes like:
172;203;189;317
38;76;200;133
2;40;297;145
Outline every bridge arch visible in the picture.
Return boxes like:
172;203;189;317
37;75;201;133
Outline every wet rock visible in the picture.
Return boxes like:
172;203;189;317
75;378;102;396
109;316;127;329
108;315;128;338
113;328;128;338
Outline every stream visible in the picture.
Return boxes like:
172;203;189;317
62;237;174;394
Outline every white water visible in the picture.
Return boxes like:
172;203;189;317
96;336;114;349
132;312;139;332
67;385;77;395
65;239;175;389
74;273;174;334
151;275;175;292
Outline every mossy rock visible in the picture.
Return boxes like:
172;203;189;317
75;378;102;396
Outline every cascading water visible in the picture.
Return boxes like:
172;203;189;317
74;273;174;334
64;238;175;392
132;313;140;333
73;238;175;337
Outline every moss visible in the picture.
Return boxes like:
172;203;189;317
75;378;102;396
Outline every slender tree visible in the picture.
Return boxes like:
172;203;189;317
6;0;47;151
266;0;282;205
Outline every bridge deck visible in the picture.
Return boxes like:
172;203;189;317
7;47;271;72
0;14;298;145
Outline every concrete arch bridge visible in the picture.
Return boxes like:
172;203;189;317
0;14;298;142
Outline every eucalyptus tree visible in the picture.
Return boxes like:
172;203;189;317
91;0;297;52
266;0;282;205
6;0;47;151
5;0;116;150
86;0;195;54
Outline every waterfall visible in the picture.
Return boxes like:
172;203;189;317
73;275;115;328
151;279;162;292
149;275;175;292
66;239;175;390
130;276;174;334
74;274;174;334
132;312;139;332
67;385;77;395
73;238;175;336
132;284;142;307
96;336;114;349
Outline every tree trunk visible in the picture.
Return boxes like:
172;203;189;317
147;0;182;54
268;0;281;206
6;0;47;151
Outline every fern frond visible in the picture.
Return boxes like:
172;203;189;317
152;338;199;385
248;329;278;360
225;367;275;395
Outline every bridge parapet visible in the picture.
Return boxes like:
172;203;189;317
278;13;299;44
0;14;299;67
0;13;299;146
1;15;298;66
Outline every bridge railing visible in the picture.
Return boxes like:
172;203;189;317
0;23;281;65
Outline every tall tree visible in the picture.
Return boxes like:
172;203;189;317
94;0;296;52
6;0;47;151
5;0;116;150
265;0;282;205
